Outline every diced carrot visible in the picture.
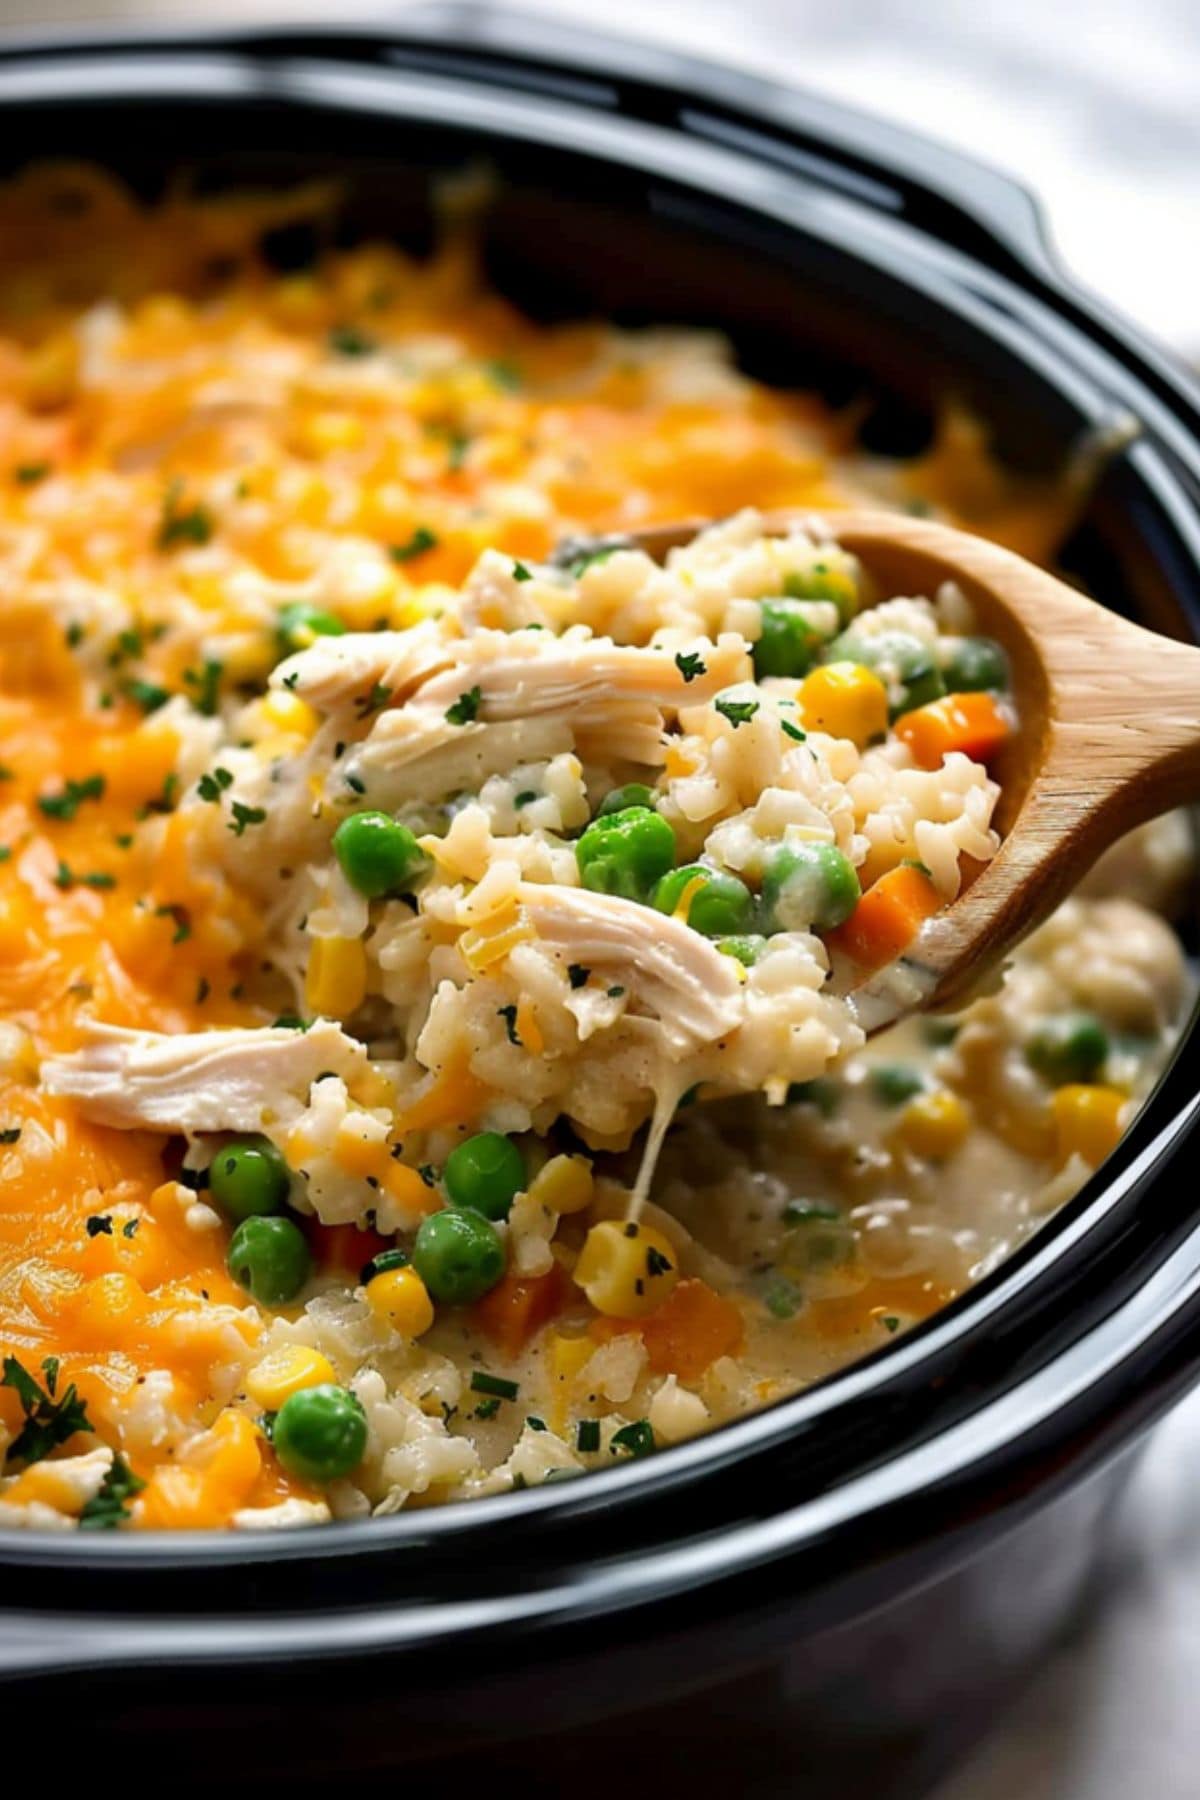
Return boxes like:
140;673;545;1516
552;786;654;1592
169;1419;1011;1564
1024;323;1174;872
828;864;943;971
305;1219;394;1276
471;1262;569;1358
391;1054;490;1133
640;1280;744;1380
894;691;1010;769
589;1279;744;1381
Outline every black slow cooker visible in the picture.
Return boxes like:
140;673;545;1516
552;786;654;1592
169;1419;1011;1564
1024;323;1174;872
2;11;1200;1793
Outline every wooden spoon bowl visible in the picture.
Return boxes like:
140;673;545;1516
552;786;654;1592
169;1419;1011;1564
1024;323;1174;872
624;510;1200;1026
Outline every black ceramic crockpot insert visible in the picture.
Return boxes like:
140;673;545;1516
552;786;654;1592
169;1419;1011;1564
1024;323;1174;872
0;10;1199;1720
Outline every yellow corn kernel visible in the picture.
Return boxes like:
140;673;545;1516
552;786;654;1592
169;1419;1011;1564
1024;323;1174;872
528;1153;594;1216
246;1345;336;1410
1052;1084;1126;1168
548;1330;595;1387
261;690;320;739
891;1089;970;1160
799;662;888;748
574;1219;680;1319
305;934;368;1018
366;1265;435;1338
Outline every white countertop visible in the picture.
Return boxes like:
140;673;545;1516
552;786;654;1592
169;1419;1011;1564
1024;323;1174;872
3;3;1200;1792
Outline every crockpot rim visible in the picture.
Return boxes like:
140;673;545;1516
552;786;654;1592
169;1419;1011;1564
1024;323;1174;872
0;12;1198;1605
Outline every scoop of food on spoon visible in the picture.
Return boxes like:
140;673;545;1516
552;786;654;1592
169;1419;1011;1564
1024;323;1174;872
624;507;1200;1038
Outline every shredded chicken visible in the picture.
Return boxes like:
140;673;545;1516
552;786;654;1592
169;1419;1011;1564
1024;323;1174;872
520;883;744;1056
43;1020;368;1133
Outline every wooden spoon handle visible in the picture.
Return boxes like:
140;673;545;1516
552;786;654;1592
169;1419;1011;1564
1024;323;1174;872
828;512;1200;1011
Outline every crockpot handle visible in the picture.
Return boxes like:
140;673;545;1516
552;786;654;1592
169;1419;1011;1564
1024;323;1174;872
390;4;1200;494
391;3;1055;280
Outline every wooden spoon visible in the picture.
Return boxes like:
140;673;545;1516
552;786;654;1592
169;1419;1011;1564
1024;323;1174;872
622;509;1200;1030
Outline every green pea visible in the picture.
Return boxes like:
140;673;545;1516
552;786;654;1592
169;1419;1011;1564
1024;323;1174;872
413;1207;505;1306
575;805;676;902
868;1064;927;1107
824;629;945;719
652;864;754;936
333;810;428;899
227;1215;312;1306
271;1384;367;1483
597;783;656;819
1026;1013;1110;1085
786;1077;840;1116
209;1136;291;1221
752;599;825;679
277;601;347;656
760;843;861;933
716;934;767;967
942;636;1009;693
444;1132;525;1221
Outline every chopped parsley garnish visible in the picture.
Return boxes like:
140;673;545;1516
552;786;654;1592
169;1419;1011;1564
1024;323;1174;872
328;324;377;357
126;678;171;714
353;682;393;720
715;697;759;729
158;485;214;551
122;1219;139;1240
474;1398;501;1420
182;659;223;717
674;650;707;683
511;561;533;583
0;1127;21;1145
359;1246;410;1284
609;1419;655;1459
0;847;10;863
14;462;49;485
155;903;191;944
781;719;807;742
606;985;625;999
86;1215;113;1237
880;1315;902;1334
645;1245;673;1278
65;621;85;649
782;1202;841;1227
197;767;234;804
569;546;619;577
514;790;538;809
526;1416;547;1432
228;802;267;837
37;774;105;821
272;1014;310;1031
576;1419;600;1454
498;1004;522;1047
138;771;178;818
195;976;211;1005
470;1371;519;1402
53;862;115;891
1;1354;92;1468
389;526;439;563
418;1164;437;1188
445;685;482;726
79;1452;145;1530
567;963;590;989
444;428;470;472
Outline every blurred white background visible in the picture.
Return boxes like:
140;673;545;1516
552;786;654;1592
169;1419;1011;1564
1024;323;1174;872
0;2;1199;1795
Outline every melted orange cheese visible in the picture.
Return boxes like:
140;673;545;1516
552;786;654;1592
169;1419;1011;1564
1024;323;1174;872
0;168;1070;1525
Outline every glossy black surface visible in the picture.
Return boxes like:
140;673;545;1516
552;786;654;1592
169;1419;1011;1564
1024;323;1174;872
1;12;1199;1791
